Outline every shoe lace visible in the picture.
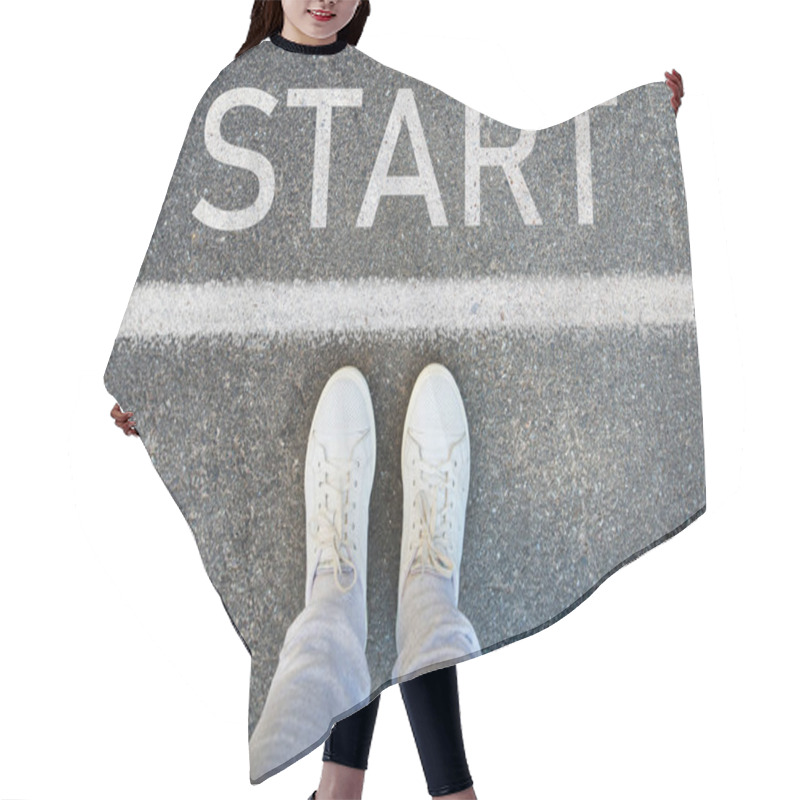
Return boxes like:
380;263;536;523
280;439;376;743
408;432;465;578
311;449;362;593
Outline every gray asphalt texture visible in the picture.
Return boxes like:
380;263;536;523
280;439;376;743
105;40;705;746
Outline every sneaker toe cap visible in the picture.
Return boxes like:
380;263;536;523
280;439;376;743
409;369;467;437
315;369;373;435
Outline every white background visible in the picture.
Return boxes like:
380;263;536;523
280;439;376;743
1;1;796;797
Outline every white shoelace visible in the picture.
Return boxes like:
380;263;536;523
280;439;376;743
311;453;360;593
408;432;466;578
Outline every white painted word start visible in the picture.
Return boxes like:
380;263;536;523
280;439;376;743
193;87;617;232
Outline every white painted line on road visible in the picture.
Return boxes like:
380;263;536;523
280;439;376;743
117;274;696;339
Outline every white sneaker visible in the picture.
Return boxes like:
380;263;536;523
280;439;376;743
304;366;376;611
399;363;470;608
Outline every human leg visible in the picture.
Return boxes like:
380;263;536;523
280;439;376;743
394;363;481;680
400;666;475;798
249;571;371;783
250;367;377;783
393;569;481;680
313;763;366;800
392;364;481;797
313;692;381;800
323;692;381;768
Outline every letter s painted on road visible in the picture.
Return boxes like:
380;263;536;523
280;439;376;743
192;88;277;232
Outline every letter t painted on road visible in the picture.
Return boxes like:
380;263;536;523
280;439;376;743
575;96;618;225
287;88;363;228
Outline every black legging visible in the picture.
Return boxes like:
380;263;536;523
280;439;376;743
323;665;473;797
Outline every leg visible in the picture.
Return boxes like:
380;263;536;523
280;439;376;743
314;763;366;800
315;693;381;800
392;569;481;680
395;363;481;680
400;665;476;798
393;364;480;798
249;571;371;783
251;367;377;783
323;692;381;768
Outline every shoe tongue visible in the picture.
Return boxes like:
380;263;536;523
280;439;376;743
411;428;453;464
316;429;367;462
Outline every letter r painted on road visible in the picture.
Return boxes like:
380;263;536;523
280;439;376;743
464;107;539;227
